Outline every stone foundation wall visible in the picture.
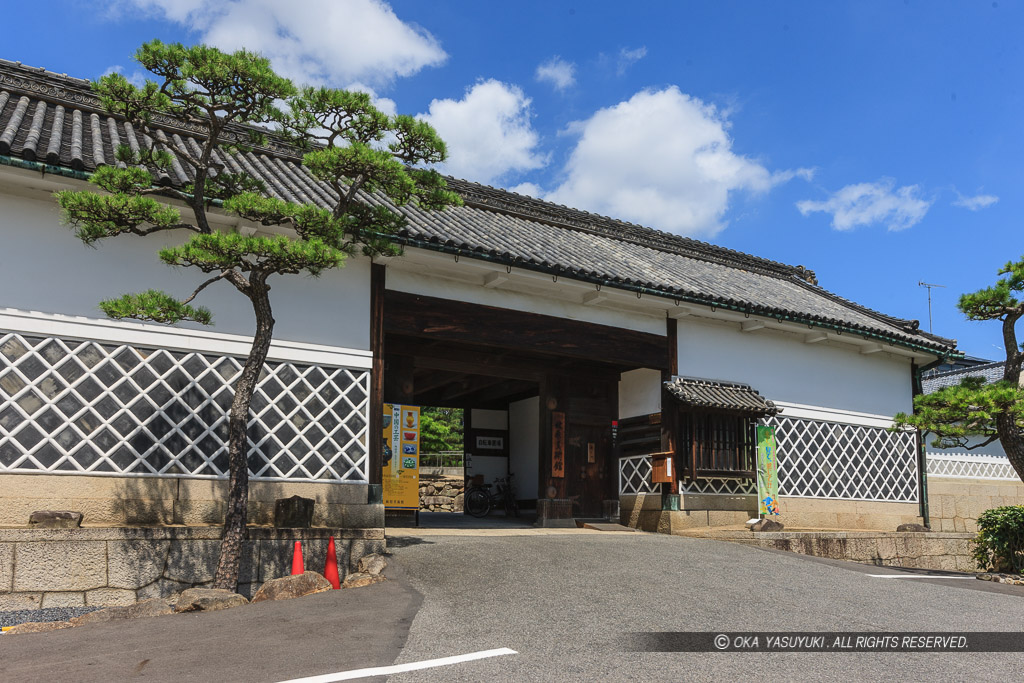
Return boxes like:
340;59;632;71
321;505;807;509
0;474;381;528
927;477;1024;533
419;474;464;512
0;526;385;609
620;492;921;532
732;530;976;572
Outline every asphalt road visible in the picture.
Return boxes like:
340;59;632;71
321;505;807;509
0;569;420;683
387;529;1024;682
3;525;1023;682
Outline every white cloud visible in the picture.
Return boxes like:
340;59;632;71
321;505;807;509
120;0;446;87
100;65;146;87
953;191;999;211
535;57;576;91
542;87;808;237
508;182;544;198
419;80;546;185
617;46;647;75
796;179;932;231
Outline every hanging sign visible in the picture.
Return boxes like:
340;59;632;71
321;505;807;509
551;411;565;478
383;403;420;510
756;425;780;516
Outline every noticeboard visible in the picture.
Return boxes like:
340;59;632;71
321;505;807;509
383;403;420;510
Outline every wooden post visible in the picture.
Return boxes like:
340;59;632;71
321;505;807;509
664;317;679;494
369;263;385;487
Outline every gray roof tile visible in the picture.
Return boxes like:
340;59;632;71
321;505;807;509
664;377;779;416
922;361;1006;394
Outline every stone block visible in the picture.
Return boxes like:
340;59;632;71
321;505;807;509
260;539;329;582
107;540;170;589
28;511;83;528
274;496;315;528
0;542;13;592
343;572;385;589
349;539;386;572
136;577;190;601
173;587;248;612
86;588;137;606
5;620;74;634
336;503;385;529
41;591;86;608
954;518;967;533
70;497;174;526
0;592;42;609
173;500;225;526
252;571;332;602
163;539;221;583
13;541;107;592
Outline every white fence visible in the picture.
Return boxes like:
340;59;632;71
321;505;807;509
926;452;1018;481
618;455;657;495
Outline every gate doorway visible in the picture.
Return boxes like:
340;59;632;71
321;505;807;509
377;290;669;518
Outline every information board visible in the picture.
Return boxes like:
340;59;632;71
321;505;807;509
383;403;420;510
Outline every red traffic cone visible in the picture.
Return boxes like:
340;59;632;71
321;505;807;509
291;540;304;575
324;536;340;589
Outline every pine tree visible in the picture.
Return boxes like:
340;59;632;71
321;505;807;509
55;41;460;589
895;258;1024;483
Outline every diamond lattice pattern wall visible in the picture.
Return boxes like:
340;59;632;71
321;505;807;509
0;333;369;482
766;415;918;503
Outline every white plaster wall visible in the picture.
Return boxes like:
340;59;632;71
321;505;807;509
466;455;507;487
0;191;371;350
509;396;540;498
470;408;508;430
677;319;913;416
619;368;663;419
387;266;666;336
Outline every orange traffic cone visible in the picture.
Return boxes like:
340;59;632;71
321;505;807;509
291;540;304;575
324;536;340;589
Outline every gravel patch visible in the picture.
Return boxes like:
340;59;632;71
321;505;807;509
1;606;102;628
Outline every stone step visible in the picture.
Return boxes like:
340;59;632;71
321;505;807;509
582;522;638;532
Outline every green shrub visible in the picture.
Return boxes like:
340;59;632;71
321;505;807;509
973;506;1024;573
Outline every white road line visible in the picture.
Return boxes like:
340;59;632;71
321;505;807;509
867;574;974;579
276;647;518;683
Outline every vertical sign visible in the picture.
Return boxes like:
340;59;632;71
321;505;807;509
756;425;780;516
383;403;420;510
551;411;565;478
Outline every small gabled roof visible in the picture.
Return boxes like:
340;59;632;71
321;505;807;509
663;377;780;417
0;58;958;356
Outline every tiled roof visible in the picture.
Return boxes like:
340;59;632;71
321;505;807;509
663;377;779;416
922;361;1006;394
0;59;957;355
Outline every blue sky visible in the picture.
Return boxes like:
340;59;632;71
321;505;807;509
4;1;1020;359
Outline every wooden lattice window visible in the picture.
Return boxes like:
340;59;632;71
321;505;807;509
679;410;756;480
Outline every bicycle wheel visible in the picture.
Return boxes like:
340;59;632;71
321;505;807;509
465;487;491;518
504;494;519;518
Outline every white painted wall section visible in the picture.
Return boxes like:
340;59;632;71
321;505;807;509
509;396;540;498
0;192;371;351
470;409;508;430
619;368;663;419
676;319;913;416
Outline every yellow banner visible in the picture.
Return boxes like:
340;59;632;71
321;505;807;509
383;403;420;509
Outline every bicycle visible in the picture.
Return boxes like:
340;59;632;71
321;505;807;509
464;474;519;518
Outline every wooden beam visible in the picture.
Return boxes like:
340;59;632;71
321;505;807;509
665;317;678;380
582;290;608;306
368;263;385;487
741;320;766;333
483;271;510;288
804;331;829;344
384;290;670;370
860;343;884;355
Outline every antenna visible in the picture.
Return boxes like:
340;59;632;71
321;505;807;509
918;281;946;333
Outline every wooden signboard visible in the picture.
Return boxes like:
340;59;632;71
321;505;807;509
651;452;674;484
551;411;565;478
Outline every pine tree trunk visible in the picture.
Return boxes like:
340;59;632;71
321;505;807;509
999;311;1024;484
212;275;274;591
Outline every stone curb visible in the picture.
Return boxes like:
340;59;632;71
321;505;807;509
977;572;1024;585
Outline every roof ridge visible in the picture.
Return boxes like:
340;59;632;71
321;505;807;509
929;360;1005;378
